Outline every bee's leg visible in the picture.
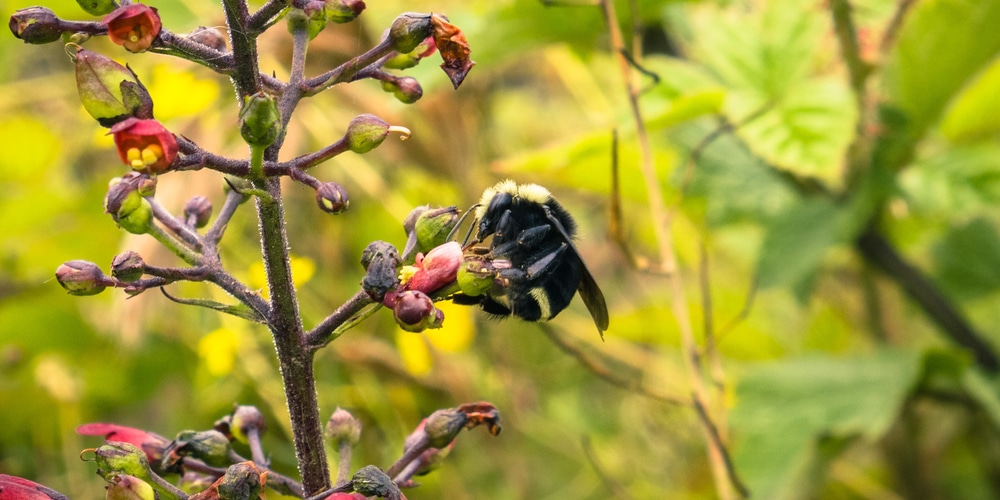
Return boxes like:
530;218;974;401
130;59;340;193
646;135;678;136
495;243;568;281
492;209;516;243
491;224;551;258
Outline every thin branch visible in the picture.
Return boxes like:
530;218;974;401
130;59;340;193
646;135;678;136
581;436;633;499
856;228;1000;373
148;197;203;249
691;397;750;498
305;290;375;350
302;38;397;94
247;0;289;34
879;0;918;57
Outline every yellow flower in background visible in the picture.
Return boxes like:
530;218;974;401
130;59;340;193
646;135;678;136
249;255;316;299
396;301;475;376
198;327;239;377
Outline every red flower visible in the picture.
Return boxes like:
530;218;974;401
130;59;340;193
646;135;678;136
77;422;172;467
406;241;461;294
0;475;64;499
102;4;161;53
110;118;178;174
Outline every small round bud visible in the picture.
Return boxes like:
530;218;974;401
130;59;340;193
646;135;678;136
187;26;227;52
345;114;389;154
325;407;362;446
350;465;399;499
388;13;434;53
105;474;156;500
229;406;266;445
316;182;349;214
381;76;423;104
423;408;467;449
56;260;108;296
76;0;118;16
217;462;264;500
393;290;444;332
183;196;213;228
325;0;365;24
111;251;145;283
239;92;282;148
135;175;157;197
9;7;63;44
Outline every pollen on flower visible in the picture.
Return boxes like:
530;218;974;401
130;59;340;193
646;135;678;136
126;148;142;163
141;144;163;165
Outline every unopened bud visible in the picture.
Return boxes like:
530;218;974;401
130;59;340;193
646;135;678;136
217;462;264;500
92;442;151;480
111;251;145;283
73;48;153;127
187;26;227;52
423;408;466;449
382;38;434;70
56;260;108;296
403;205;458;258
350;465;400;500
325;407;362;446
183;196;213;228
229;406;266;445
239;92;281;148
77;0;117;16
105;474;155;500
168;430;233;468
325;0;365;24
456;255;496;298
392;290;444;332
381;76;423;104
388;12;433;54
316;182;349;214
9;7;63;44
345;114;389;154
104;179;152;235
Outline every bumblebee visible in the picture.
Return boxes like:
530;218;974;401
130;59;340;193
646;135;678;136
454;180;610;337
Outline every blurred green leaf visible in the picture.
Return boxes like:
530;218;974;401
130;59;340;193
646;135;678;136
880;0;1000;166
940;56;1000;144
732;349;923;499
932;218;1000;300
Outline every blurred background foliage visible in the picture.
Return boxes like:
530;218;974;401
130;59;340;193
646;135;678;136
3;0;1000;498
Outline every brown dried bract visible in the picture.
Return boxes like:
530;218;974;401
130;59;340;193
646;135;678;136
431;14;474;89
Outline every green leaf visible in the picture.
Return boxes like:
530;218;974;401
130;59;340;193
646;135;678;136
932;218;1000;300
900;143;1000;216
880;0;1000;165
732;350;923;499
755;196;866;290
940;56;1000;143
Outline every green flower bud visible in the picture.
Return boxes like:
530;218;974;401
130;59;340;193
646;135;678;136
388;13;433;54
168;430;233;468
74;47;153;127
105;180;152;234
229;405;266;445
325;407;362;446
183;195;212;228
76;0;118;16
423;408;467;449
93;442;151;480
345;114;389;154
238;92;282;148
105;474;156;500
56;260;108;296
403;205;458;258
9;7;63;44
381;76;423;104
456;255;495;298
350;465;400;500
316;181;349;214
111;251;145;283
217;462;264;500
325;0;365;23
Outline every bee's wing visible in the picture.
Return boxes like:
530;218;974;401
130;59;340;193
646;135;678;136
544;208;610;338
